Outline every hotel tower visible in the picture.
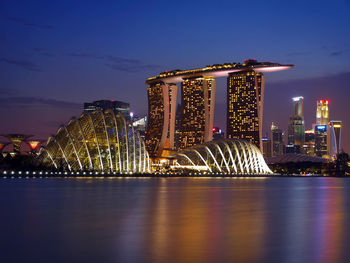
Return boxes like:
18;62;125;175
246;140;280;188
226;71;265;151
179;76;216;149
145;60;293;157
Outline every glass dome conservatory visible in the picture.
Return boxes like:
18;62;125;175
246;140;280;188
38;110;150;173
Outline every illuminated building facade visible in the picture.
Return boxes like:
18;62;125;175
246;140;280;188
262;137;272;158
315;125;328;157
38;110;150;173
304;129;315;156
287;97;305;153
146;60;293;157
145;82;178;156
171;139;272;174
328;120;342;159
316;99;329;125
179;76;216;149
84;100;130;120
226;71;265;150
271;123;284;156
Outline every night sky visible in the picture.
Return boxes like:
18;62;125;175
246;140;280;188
1;0;350;151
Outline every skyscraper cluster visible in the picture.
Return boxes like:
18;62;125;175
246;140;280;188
264;98;342;159
144;60;293;157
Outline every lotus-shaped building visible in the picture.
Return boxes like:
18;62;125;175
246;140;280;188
38;110;151;173
171;139;272;174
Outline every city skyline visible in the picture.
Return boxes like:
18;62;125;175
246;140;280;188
1;0;350;152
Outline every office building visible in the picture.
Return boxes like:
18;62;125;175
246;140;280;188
271;122;284;156
328;120;342;159
315;125;328;157
287;97;305;153
316;100;329;125
304;129;315;156
262;137;272;158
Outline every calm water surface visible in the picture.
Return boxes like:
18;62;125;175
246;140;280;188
1;177;350;263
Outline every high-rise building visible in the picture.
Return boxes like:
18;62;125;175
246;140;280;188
84;100;130;119
328;120;342;159
262;137;272;158
145;60;293;157
287;97;305;153
145;82;178;156
227;71;265;151
179;76;216;149
304;129;315;156
271;122;284;156
316;99;329;125
315;125;328;157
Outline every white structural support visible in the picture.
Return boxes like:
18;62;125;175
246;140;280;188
39;110;150;174
100;111;114;171
75;117;93;170
63;125;83;170
172;139;271;175
53;136;71;171
88;113;104;171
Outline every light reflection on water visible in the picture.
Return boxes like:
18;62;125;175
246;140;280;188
0;177;349;263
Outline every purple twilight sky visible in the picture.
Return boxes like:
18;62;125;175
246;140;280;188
0;0;350;152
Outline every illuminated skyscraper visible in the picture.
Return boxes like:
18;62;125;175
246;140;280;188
146;60;293;157
287;97;305;153
262;137;272;158
315;125;328;157
145;82;178;156
328;120;342;159
304;129;315;156
316;99;329;125
179;76;216;149
226;71;265;150
271;122;284;156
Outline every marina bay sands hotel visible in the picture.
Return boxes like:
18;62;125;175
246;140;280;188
145;59;293;157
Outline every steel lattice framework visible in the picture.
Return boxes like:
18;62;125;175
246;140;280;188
171;139;272;174
38;110;150;173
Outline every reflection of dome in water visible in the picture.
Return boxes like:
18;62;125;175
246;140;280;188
38;110;150;173
171;139;272;174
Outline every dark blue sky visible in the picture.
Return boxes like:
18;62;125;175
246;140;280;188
1;0;350;151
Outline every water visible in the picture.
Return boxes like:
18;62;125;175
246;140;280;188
0;177;350;263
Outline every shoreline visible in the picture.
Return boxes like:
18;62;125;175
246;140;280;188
1;172;349;179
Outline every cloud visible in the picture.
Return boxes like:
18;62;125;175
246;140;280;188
105;63;161;72
65;52;103;59
105;55;140;65
330;49;349;56
0;87;16;96
0;58;41;72
0;97;81;109
66;52;161;72
32;48;55;57
7;16;53;30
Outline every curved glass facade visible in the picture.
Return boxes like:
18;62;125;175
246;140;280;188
171;139;272;174
38;110;150;173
